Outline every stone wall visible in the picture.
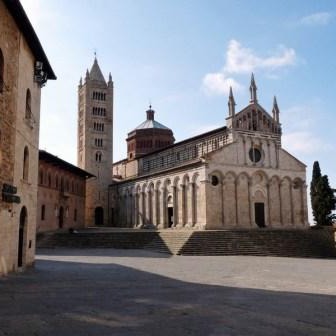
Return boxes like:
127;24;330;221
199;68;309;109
37;160;87;232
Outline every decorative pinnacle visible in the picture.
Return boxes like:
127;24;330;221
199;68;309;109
228;86;236;116
249;73;258;103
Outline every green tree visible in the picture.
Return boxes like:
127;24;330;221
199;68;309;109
310;161;336;226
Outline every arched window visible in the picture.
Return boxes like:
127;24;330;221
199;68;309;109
95;151;102;162
74;208;77;221
55;175;59;189
41;205;45;220
0;48;4;93
39;169;43;185
23;146;29;180
25;89;32;119
48;173;51;187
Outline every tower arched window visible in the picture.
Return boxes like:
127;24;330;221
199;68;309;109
95;151;102;162
25;89;32;119
0;48;4;93
23;146;29;181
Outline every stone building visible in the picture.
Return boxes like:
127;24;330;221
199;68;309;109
37;150;94;233
0;0;56;275
77;58;113;226
109;75;309;229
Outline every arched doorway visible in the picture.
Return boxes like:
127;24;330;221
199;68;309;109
167;195;174;228
95;207;104;226
18;207;27;268
255;202;266;228
59;206;64;228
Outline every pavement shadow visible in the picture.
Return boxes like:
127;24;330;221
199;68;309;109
0;258;335;336
36;247;171;258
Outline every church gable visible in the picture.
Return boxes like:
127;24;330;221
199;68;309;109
278;148;306;171
231;103;281;135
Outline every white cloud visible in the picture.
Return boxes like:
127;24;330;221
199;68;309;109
202;73;242;96
299;12;333;26
202;39;296;96
224;40;296;74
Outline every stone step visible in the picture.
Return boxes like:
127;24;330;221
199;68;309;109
36;228;336;258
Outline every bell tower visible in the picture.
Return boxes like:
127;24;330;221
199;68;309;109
77;57;113;226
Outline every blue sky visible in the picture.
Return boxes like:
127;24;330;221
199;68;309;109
21;0;336;220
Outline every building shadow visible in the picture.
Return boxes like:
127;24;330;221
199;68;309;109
0;257;335;336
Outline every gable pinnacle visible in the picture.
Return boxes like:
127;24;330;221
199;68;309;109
228;86;236;117
272;95;280;122
249;73;258;104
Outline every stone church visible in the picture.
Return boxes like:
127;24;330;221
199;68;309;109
78;59;308;230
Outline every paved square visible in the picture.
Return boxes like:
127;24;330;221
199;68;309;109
0;249;335;335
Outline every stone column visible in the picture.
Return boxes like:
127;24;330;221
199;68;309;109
289;181;294;226
248;180;253;227
153;188;158;226
178;184;184;228
147;190;152;224
159;187;166;228
279;181;283;226
172;186;178;227
266;183;271;227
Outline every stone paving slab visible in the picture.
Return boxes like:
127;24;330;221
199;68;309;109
0;248;335;336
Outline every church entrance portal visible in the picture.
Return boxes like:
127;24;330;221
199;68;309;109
95;207;104;226
167;207;174;228
59;206;64;228
18;207;27;268
255;203;265;227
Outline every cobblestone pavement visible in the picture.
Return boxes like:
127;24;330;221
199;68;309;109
0;249;336;336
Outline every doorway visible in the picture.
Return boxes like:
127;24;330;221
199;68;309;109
18;207;27;268
167;207;174;228
95;207;104;226
59;206;64;228
255;202;265;228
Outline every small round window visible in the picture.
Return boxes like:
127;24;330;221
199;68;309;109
211;175;219;186
249;148;262;163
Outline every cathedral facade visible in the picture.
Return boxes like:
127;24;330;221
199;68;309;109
109;76;308;229
78;60;308;230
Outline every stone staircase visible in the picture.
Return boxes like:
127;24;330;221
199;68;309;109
36;228;336;258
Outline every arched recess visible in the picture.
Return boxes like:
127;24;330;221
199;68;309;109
148;183;154;224
141;183;147;225
280;177;292;226
155;181;161;226
191;172;200;226
269;175;281;227
236;172;250;227
173;176;180;226
18;207;28;268
181;175;189;226
0;48;4;93
251;171;268;227
223;171;237;226
207;170;223;227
